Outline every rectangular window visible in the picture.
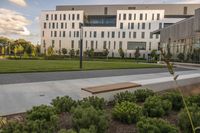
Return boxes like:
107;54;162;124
101;31;104;38
107;32;110;38
122;32;126;38
71;40;74;49
133;32;136;38
104;7;108;15
72;14;75;20
145;13;147;20
77;31;79;37
120;23;123;29
129;14;132;20
159;23;162;29
85;31;87;37
129;32;131;38
94;31;97;38
119;41;122;49
103;41;107;49
56;23;58;29
149;23;151;30
59;31;61;37
157;14;160;20
69;31;71;37
131;23;134;29
46;14;49;20
142;23;145;29
119;14;121;20
128;23;130;29
134;14;136;20
184;6;187;15
54;31;57;37
65;23;67;29
72;23;75;29
156;34;159;39
63;14;66;20
55;14;57;20
44;23;46;29
95;41;98;49
112;31;115;38
42;31;44;37
123;14;126;20
49;23;51;29
141;32;145;38
63;31;65;37
152;14;154;20
61;23;64;29
85;41;88;48
51;31;53;37
127;42;146;50
52;23;55;29
114;41;116;49
138;23;140;29
91;41;94;49
108;41;111;49
51;14;53;20
77;14;80;20
60;14;62;20
69;14;71;20
140;14;143;20
149;42;151;50
150;33;153;39
90;31;92;38
52;40;55;47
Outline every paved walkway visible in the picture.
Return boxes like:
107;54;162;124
0;68;200;116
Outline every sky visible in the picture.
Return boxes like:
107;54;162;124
0;0;200;44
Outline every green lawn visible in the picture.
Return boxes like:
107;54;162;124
0;60;162;73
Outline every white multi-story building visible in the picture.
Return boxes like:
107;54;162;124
41;4;200;58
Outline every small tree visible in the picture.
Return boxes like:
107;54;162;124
134;47;140;62
89;48;94;58
76;49;80;57
102;49;109;59
150;50;159;61
118;48;124;59
177;53;185;62
18;45;24;59
47;46;54;56
69;49;75;58
62;48;67;56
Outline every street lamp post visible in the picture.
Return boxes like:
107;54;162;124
80;23;84;70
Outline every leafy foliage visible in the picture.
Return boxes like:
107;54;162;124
78;96;106;110
69;49;75;58
137;117;178;133
143;96;172;117
62;48;67;55
178;105;200;133
51;96;77;113
186;94;200;107
114;91;136;104
134;47;140;59
71;105;108;133
112;101;143;124
118;48;125;59
177;53;185;62
162;91;184;111
134;89;154;102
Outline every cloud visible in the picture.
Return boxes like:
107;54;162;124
0;8;31;36
9;0;27;7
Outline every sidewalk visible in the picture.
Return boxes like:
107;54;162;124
0;69;200;116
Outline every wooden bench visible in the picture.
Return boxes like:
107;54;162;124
82;82;141;94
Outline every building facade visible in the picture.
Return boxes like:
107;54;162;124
41;4;200;58
154;8;200;63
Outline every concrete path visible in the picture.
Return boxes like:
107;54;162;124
0;68;200;116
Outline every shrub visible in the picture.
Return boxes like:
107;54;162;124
51;96;76;113
162;91;184;111
114;91;136;104
137;117;178;133
78;96;106;110
134;89;154;102
186;94;200;107
71;105;108;133
143;96;172;117
112;101;143;124
58;129;77;133
178;105;200;133
1;121;24;133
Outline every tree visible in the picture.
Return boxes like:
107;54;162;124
69;49;75;58
62;48;67;55
18;45;24;59
118;48;124;59
89;48;94;58
134;47;140;62
35;45;41;56
47;46;54;56
177;53;185;62
76;49;80;57
26;45;33;56
103;49;109;59
150;50;159;61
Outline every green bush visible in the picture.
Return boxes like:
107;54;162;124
78;96;106;110
114;91;136;104
162;91;183;111
112;101;143;124
1;121;24;133
137;117;178;133
71;105;108;133
186;94;200;107
51;96;76;113
143;96;172;117
134;89;154;102
58;129;77;133
178;105;200;133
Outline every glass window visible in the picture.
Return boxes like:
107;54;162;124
120;23;123;29
138;23;140;29
60;14;62;20
46;14;49;20
44;23;46;29
94;31;97;38
141;32;145;38
156;34;159;39
63;31;65;37
134;14;136;20
77;31;79;37
85;41;88;48
131;23;134;29
129;32;131;38
107;32;110;38
140;14;143;20
55;14;57;20
49;23;51;29
65;23;67;29
123;14;126;20
142;23;145;29
61;23;64;29
52;23;55;29
122;32;126;38
127;42;146;50
91;41;94;49
108;41;111;49
145;13;147;20
149;23;151;29
72;23;75;29
77;14;80;20
63;14;66;20
54;31;57;37
95;41;98;49
133;32;136;38
129;14;132;20
157;14;160;20
114;41;116;49
71;40;74;49
51;14;53;20
159;23;162;29
103;41;107;49
85;31;87;37
118;32;120;38
184;6;187;15
42;31;44;37
72;14;75;20
112;31;115;38
52;40;55;47
149;42;151;50
104;7;108;15
119;41;122;49
101;31;104;38
119;14;121;20
152;14;154;20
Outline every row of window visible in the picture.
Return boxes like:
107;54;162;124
43;30;159;39
45;13;80;21
43;22;81;29
43;40;154;51
119;22;162;30
118;13;161;21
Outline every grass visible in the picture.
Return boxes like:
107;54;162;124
0;60;162;73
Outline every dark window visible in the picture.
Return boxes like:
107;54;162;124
69;14;71;20
107;32;110;38
140;14;143;20
149;23;151;29
52;40;55;47
118;32;120;38
120;23;123;29
51;14;53;20
156;34;159;39
134;14;136;20
184;6;187;15
149;42;151;50
54;31;57;37
44;23;46;29
145;13;147;20
131;23;134;29
104;7;108;15
129;32;131;38
65;23;67;29
77;31;79;37
150;33;153;39
56;23;58;29
114;41;116;49
71;40;74;49
101;31;104;38
103;41;107;49
119;41;122;49
90;31;92;37
119;14;121;20
112;31;115;38
123;14;126;20
49;23;51;29
55;14;57;20
72;8;74;10
72;23;75;29
141;32;145;38
138;23;140;29
142;23;145;29
128;7;136;10
72;14;75;20
157;14;160;20
77;14;80;20
95;41;98;49
133;32;136;38
63;14;66;20
60;14;62;20
52;23;55;29
63;31;65;37
46;14;49;20
91;41;94;49
85;31;87;37
122;32;126;38
152;14;154;20
129;14;132;20
61;23;64;29
42;31;44;37
69;31;71;37
159;23;162;29
94;31;97;38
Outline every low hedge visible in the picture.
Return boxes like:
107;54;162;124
113;91;136;104
134;89;154;102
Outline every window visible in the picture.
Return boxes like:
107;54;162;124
122;32;126;38
119;14;121;20
72;14;75;20
128;23;130;29
141;32;145;39
63;14;66;20
103;41;107;49
112;31;115;38
90;31;92;37
54;31;57;37
60;14;62;20
55;14;57;20
95;41;98;49
52;23;55;29
107;32;110;38
149;42;151;50
46;14;49;20
72;23;75;29
150;33;153;39
59;31;61;37
159;23;162;29
152;14;154;20
52;40;55;47
77;31;79;37
49;23;51;29
129;32;131;38
138;23;140;29
120;23;123;29
94;31;97;38
134;14;136;20
129;14;132;20
85;31;87;37
43;40;46;48
149;23;151;30
59;40;61;49
42;31;44;37
131;23;134;29
184;6;187;15
65;23;67;29
123;14;126;20
77;14;80;20
104;7;108;15
127;42;146;50
108;41;111;49
73;31;76;37
71;40;74;49
119;41;122;49
91;41;94;49
61;23;64;29
156;34;159;39
69;14;71;20
128;7;136;10
63;31;66;37
157;14;160;20
44;23;46;29
51;14;53;20
85;41;88;48
69;31;71;37
145;13;147;20
142;23;145;29
140;14;143;20
101;31;104;38
51;31;53;37
133;32;136;38
114;41;116;49
56;23;58;29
